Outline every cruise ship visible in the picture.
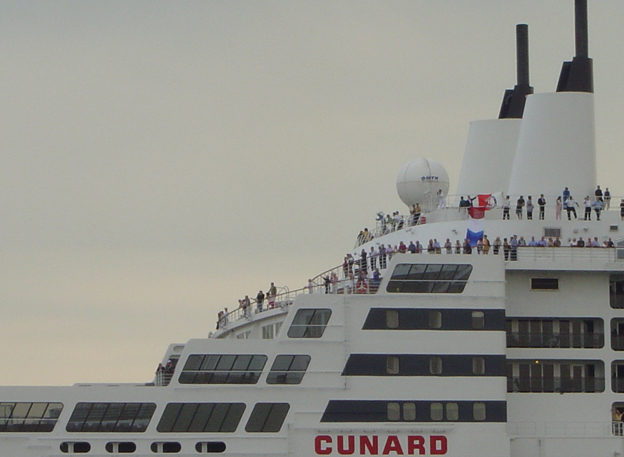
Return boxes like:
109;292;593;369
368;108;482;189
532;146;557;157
2;1;623;456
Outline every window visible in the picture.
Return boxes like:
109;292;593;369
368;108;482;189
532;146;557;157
403;403;416;421
473;357;485;375
506;318;604;349
0;402;63;432
105;442;136;453
612;319;624;350
612;276;624;309
179;354;267;384
507;360;604;393
543;227;561;238
531;278;559;290
60;442;91;453
321;400;507;423
156;403;245;433
66;403;155;433
151;442;181;453
430;357;443;375
387;403;400;421
266;355;311;384
428;311;442;329
386;356;400;375
236;331;251;339
195;442;226;453
386;310;399;329
473;403;486;421
287;309;332;338
472;311;485;329
363;308;506;331
430;403;443;421
245;403;290;433
386;264;472;294
445;403;459;421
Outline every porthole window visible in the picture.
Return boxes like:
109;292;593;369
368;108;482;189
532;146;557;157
386;356;400;375
446;403;459;421
387;402;400;421
472;357;485;375
151;442;181;453
430;403;443;421
472;311;485;329
195;442;226;453
430;356;443;375
473;403;486;421
105;442;136;453
403;403;416;421
60;442;91;453
386;310;399;329
429;311;442;329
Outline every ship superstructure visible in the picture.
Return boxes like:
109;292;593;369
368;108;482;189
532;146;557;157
1;1;623;456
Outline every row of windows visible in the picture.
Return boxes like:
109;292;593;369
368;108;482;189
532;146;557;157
288;309;332;338
66;403;156;433
0;402;63;432
506;318;603;348
157;403;289;434
60;441;225;454
507;360;603;393
321;400;506;423
180;354;311;385
362;308;505;331
342;354;505;377
386;264;472;294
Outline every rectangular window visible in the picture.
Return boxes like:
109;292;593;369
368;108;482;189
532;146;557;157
430;357;443;375
472;311;485;329
531;278;559;290
266;355;311;384
157;403;245;433
0;402;63;433
403;403;416;421
287;309;332;338
430;403;443;421
446;403;459;421
179;354;267;385
506;318;604;349
543;228;561;238
428;311;442;329
508;360;604;393
66;403;155;433
473;357;486;375
386;310;399;329
386;264;472;294
245;403;289;433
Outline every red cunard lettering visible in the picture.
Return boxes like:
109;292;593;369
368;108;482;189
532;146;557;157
430;436;447;455
314;435;447;455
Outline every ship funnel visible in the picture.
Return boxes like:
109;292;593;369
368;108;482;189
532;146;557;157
556;0;593;92
498;24;534;119
507;0;595;199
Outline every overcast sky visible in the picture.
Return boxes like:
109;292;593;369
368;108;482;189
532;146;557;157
1;1;624;386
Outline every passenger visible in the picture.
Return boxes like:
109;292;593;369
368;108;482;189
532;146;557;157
427;239;435;253
360;249;368;273
528;236;538;247
555;196;563;220
324;275;331;293
454;240;462;254
538;194;546;220
518;236;527;247
268;283;277;309
584;196;592;220
387;244;394;260
621;199;624;220
510;235;518;261
604;188;611;210
415;240;423;253
306;279;314;294
463;239;472;254
437;189;446;209
566;196;579;219
379;244;387;269
554;237;562;247
493;236;502;255
593;198;603;221
398;242;407;254
526;196;534;220
330;272;339;292
483;235;491;254
538;237;547;247
256;290;265;312
370;246;378;270
607;238;615;248
595;185;603;202
476;238;483;254
516;196;525;219
563;187;570;204
502;195;511;220
242;295;251;317
577;238;585;248
547;237;555;247
408;241;417;253
433;239;441;254
444;238;452;254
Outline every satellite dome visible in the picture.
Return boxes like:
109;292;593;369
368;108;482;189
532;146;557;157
396;158;450;210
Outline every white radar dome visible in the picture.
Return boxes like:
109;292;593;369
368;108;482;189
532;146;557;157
396;158;450;210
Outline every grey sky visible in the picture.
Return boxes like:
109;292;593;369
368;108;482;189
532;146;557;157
1;1;623;385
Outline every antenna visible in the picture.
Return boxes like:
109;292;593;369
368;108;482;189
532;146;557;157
556;0;593;92
498;24;534;119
